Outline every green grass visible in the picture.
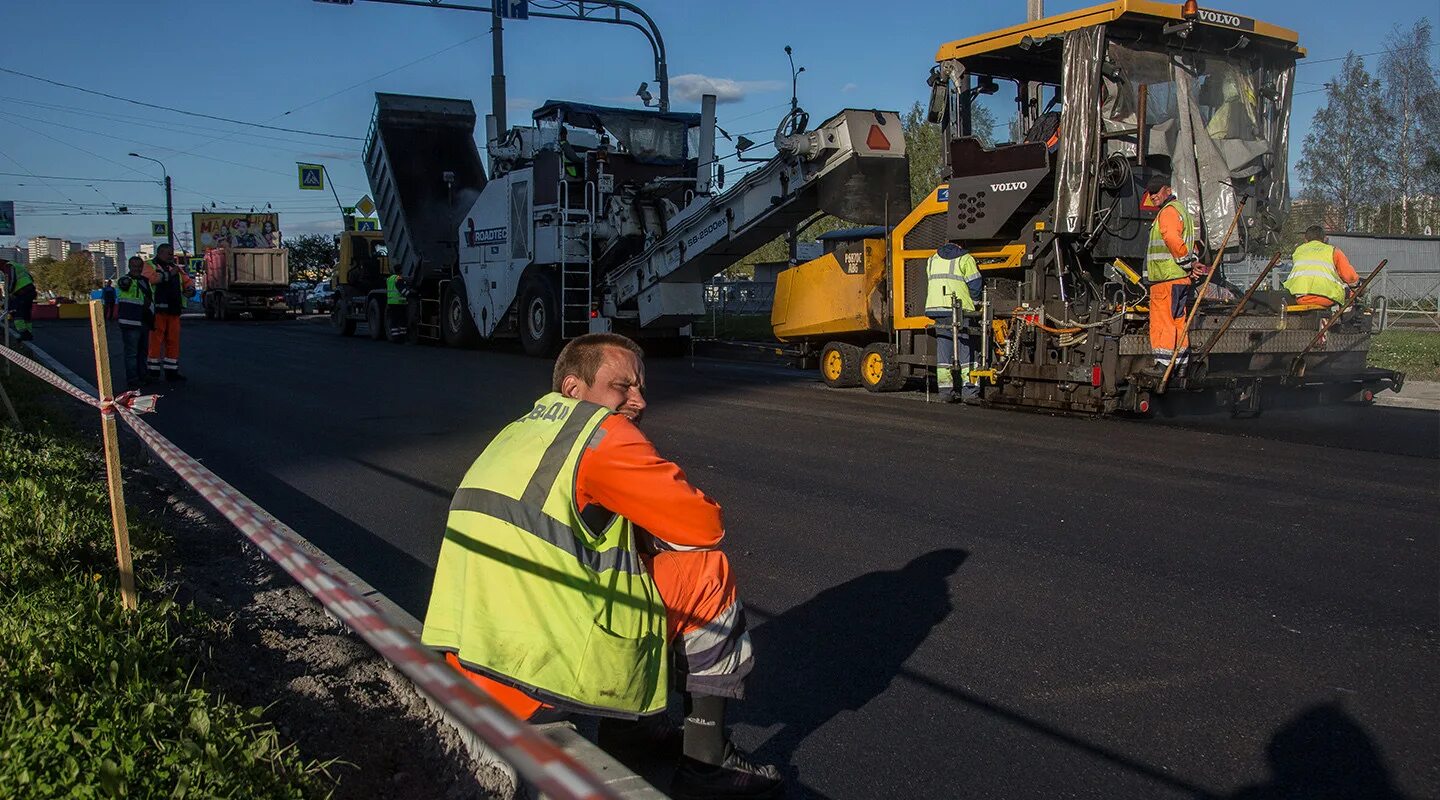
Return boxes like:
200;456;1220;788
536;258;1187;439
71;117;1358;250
692;313;777;342
1369;330;1440;382
0;371;333;799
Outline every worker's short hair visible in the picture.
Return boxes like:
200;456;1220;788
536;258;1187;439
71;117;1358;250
1304;225;1327;241
552;333;645;392
1145;174;1171;195
157;242;173;253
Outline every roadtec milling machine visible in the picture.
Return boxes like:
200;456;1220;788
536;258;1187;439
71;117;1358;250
771;1;1405;414
336;91;907;354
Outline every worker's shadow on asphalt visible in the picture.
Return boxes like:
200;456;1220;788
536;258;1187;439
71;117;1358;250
1226;702;1411;800
737;549;969;769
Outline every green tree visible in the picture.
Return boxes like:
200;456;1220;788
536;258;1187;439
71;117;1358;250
1379;19;1440;234
29;253;99;301
283;233;339;284
902;100;997;208
1296;53;1389;232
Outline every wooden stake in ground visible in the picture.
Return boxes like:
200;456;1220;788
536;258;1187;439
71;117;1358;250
88;300;138;610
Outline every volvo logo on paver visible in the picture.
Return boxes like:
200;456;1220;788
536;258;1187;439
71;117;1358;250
685;218;727;250
989;181;1028;192
1196;9;1254;30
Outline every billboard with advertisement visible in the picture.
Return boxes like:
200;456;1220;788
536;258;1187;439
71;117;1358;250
192;212;281;254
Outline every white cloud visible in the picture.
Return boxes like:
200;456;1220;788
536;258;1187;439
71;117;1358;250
842;83;859;93
669;73;783;105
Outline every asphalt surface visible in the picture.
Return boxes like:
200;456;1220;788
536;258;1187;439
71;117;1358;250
31;317;1439;799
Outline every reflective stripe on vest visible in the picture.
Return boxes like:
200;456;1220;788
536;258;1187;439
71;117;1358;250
1146;199;1195;283
925;251;980;313
116;278;151;328
421;393;668;717
1284;241;1346;304
386;274;405;305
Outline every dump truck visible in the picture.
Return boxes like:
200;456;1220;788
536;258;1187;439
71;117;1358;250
772;0;1404;415
201;247;290;321
344;90;908;353
330;228;391;338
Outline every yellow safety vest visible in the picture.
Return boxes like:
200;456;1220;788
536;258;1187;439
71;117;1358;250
386;274;406;305
1146;199;1196;283
421;393;668;717
10;263;34;293
1284;241;1346;305
925;251;980;313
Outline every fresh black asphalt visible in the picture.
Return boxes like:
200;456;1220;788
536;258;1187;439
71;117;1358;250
31;317;1438;799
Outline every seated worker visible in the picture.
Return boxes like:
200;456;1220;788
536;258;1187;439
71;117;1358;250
1284;225;1359;308
422;333;783;800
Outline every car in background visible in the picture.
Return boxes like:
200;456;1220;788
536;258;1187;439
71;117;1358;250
305;283;337;314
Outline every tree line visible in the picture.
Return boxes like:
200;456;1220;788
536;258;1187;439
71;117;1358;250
1295;18;1440;239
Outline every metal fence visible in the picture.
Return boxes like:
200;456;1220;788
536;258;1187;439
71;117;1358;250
1222;258;1440;330
700;281;777;340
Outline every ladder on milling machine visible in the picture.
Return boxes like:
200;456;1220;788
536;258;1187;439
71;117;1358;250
559;179;596;339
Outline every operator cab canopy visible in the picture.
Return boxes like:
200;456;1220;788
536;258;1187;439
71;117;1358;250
532;100;702;166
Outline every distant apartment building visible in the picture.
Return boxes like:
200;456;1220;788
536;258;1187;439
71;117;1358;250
88;239;126;280
137;242;157;259
27;236;65;262
66;241;82;259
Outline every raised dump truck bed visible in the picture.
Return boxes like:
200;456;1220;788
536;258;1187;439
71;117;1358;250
363;93;488;288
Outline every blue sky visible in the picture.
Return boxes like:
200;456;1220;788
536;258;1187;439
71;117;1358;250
2;0;1435;246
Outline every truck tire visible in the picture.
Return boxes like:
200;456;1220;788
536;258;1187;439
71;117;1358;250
441;282;480;348
366;298;385;341
820;342;862;388
518;272;560;357
332;291;356;336
860;343;906;392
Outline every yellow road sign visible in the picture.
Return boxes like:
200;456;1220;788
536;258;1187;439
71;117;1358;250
356;195;375;217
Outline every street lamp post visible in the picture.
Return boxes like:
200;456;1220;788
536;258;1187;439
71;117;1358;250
128;153;174;250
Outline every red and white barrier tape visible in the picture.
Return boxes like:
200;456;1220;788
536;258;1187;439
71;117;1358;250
0;343;621;800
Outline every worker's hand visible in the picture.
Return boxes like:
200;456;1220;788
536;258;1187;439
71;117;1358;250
1177;253;1199;271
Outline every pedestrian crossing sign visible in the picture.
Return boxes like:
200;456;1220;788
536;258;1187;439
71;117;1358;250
151;220;169;237
189;257;205;271
298;163;324;191
356;217;379;231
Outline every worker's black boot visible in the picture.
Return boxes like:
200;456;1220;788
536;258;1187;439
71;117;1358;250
165;370;187;382
960;385;982;406
671;695;783;799
672;742;784;799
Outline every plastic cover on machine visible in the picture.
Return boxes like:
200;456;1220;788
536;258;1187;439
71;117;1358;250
1055;25;1107;234
1093;42;1296;249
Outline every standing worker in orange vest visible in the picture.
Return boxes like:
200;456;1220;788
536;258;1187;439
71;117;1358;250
1284;225;1360;308
143;243;194;381
1142;175;1202;377
423;333;784;799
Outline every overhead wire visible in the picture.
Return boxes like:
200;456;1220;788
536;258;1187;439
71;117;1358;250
0;66;362;140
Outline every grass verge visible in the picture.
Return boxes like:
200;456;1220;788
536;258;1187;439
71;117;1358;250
1369;331;1440;382
0;370;333;799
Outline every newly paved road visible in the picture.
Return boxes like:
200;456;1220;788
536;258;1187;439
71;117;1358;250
34;318;1439;799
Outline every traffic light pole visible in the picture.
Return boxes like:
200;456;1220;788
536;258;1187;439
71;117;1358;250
491;7;506;133
164;174;175;250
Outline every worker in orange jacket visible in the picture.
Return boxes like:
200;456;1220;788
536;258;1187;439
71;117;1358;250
1284;225;1361;308
1143;175;1202;376
143;243;194;381
429;333;783;799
